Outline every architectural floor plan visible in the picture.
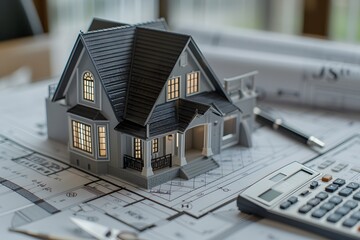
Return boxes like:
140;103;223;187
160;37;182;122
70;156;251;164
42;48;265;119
0;81;359;239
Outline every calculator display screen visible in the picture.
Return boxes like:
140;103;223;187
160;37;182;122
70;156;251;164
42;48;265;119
258;189;282;202
258;170;312;202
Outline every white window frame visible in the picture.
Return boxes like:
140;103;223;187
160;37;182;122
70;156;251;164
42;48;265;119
186;71;200;96
167;76;180;101
72;120;93;154
82;71;95;102
97;125;108;158
222;115;237;140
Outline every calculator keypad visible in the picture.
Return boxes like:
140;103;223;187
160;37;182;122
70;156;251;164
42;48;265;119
278;175;360;234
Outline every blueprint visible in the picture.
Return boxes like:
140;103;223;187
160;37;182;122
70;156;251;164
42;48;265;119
176;26;360;112
0;81;359;239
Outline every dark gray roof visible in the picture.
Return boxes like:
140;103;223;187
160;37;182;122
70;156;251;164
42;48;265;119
81;25;136;121
52;19;168;122
124;28;190;126
52;18;237;139
68;105;107;120
116;98;211;139
114;120;147;139
188;92;238;115
88;18;127;31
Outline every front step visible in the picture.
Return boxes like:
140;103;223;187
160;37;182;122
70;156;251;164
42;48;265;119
179;157;220;180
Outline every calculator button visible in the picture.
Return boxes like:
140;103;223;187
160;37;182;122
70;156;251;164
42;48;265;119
329;196;343;205
347;182;359;190
318;160;335;169
287;196;298;204
327;213;343;223
342;218;358;228
325;184;339;193
332;163;348;172
322;174;333;182
333;178;346;186
315;192;328;201
353;192;360;201
320;202;335;211
300;190;310;197
344;200;358;209
335;206;351;216
311;209;327;218
280;201;291;210
307;198;321;207
350;211;360;220
298;204;312;214
310;181;319;189
339;187;353;197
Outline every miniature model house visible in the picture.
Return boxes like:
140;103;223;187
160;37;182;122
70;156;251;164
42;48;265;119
46;18;256;188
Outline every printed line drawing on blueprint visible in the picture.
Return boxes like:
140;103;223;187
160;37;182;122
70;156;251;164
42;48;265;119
1;82;360;239
0;130;311;240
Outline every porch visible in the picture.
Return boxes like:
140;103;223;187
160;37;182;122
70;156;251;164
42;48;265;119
123;154;172;172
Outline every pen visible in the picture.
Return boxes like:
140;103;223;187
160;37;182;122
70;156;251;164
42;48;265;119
254;107;325;148
9;228;77;240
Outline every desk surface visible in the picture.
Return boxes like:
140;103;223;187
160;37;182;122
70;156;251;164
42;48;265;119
0;81;359;239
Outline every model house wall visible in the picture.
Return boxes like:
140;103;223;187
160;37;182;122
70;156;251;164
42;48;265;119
46;18;256;188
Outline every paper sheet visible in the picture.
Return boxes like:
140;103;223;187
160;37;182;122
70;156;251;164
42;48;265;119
0;81;359;239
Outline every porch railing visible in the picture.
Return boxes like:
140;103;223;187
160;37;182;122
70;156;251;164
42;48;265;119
124;155;143;171
123;154;172;172
151;154;172;171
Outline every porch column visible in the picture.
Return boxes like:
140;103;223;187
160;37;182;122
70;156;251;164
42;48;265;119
202;124;213;157
174;133;187;166
141;140;154;177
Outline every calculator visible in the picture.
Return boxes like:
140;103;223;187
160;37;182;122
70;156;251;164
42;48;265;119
237;162;360;240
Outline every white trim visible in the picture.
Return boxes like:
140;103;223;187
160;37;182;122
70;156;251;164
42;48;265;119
64;49;85;97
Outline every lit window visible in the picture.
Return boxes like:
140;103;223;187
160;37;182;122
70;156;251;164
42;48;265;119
187;72;199;95
98;126;107;157
83;71;94;102
152;138;158;153
134;138;142;159
72;120;92;153
167;77;180;100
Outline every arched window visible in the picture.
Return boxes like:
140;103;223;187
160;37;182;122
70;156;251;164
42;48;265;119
83;71;94;102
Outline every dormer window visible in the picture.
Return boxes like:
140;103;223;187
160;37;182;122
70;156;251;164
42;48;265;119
83;71;94;102
167;76;180;100
187;72;200;95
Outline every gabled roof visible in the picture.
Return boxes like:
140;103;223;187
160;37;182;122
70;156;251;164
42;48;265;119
124;28;191;125
116;98;212;139
188;92;238;115
52;19;168;121
88;18;127;31
52;18;236;137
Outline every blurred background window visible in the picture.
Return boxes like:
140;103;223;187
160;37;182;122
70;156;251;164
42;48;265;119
1;0;360;84
42;0;360;43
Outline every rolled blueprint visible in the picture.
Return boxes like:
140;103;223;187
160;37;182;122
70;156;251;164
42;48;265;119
176;26;360;65
201;46;360;111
